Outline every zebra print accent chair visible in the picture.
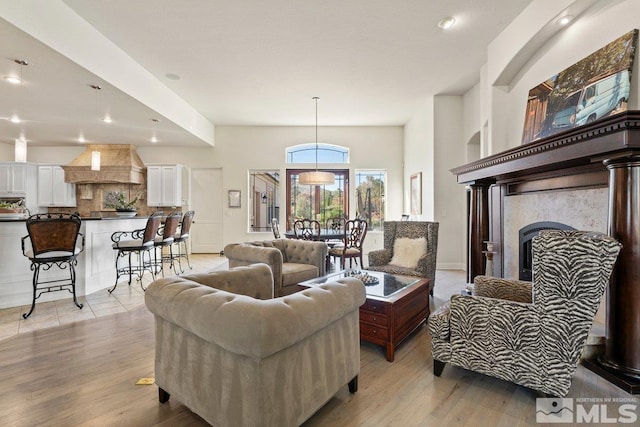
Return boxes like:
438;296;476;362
428;230;621;397
366;221;439;295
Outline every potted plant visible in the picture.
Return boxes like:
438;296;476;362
107;193;138;216
0;200;25;214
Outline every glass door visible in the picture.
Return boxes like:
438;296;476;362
286;169;349;231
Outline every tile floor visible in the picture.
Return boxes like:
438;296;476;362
0;254;229;341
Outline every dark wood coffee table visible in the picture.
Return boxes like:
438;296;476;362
301;270;430;362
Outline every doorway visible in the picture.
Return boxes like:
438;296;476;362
190;168;223;253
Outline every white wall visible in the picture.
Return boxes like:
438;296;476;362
404;96;466;270
212;126;404;248
404;98;435;219
0;142;13;160
17;126;403;253
434;96;467;270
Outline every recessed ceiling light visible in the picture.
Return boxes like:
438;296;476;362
78;134;86;143
10;114;20;123
557;15;573;26
102;115;112;124
438;16;456;30
3;75;21;84
165;73;181;81
150;136;158;143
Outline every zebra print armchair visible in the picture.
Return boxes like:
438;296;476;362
428;230;621;397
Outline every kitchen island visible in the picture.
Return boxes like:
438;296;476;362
0;216;148;310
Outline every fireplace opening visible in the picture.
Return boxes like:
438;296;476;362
518;221;575;281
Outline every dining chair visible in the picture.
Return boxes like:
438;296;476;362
271;217;281;239
328;219;368;269
293;219;321;240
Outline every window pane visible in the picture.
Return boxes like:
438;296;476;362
355;170;386;231
249;171;279;232
287;144;349;164
286;170;348;230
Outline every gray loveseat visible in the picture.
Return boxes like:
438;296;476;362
145;263;365;427
224;239;327;297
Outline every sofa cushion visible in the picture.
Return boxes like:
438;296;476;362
282;263;319;287
390;237;426;269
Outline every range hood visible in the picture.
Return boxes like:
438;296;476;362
63;144;145;184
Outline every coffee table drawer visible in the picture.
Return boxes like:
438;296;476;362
361;299;389;314
360;322;388;340
360;310;388;327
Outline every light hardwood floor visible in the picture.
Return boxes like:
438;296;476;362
0;261;633;426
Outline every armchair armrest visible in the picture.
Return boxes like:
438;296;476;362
415;253;436;276
473;275;532;303
224;243;283;285
368;248;392;266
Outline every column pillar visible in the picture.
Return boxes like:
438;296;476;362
599;157;640;381
467;182;491;283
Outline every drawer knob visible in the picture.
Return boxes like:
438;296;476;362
372;317;377;321
372;329;377;334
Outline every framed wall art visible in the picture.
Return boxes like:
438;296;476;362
228;190;241;208
521;29;637;145
410;172;422;215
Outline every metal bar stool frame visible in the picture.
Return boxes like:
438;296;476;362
110;212;163;293
21;212;85;319
172;210;195;273
154;212;182;277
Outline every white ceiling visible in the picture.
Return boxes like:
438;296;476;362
0;0;532;148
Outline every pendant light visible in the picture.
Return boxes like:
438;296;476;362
298;97;335;186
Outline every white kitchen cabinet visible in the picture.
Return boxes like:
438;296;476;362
38;165;76;207
0;163;28;196
147;164;188;207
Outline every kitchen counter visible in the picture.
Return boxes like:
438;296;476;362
0;217;148;309
0;215;150;222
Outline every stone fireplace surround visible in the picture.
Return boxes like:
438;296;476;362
452;111;640;393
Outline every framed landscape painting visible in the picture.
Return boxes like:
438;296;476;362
521;29;637;145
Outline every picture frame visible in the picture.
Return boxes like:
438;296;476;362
228;190;241;208
410;172;422;215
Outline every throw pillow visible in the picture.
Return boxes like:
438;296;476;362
389;237;427;269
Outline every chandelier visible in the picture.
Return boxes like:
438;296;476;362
298;97;335;186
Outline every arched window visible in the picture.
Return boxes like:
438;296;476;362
286;143;349;164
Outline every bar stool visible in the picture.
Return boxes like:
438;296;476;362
21;213;85;319
109;211;163;293
172;210;195;273
154;211;182;276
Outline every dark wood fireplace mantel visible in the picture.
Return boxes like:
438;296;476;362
452;111;640;185
452;111;640;393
